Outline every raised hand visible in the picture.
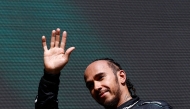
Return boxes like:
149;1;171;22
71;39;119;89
42;28;75;74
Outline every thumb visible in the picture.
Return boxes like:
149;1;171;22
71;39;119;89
65;47;75;58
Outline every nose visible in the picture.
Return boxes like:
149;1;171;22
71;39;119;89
94;81;102;91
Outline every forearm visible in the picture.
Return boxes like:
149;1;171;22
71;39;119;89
35;69;60;109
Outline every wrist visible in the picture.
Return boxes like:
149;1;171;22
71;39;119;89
43;69;60;83
44;67;60;74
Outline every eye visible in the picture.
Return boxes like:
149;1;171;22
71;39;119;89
86;82;94;90
97;75;104;81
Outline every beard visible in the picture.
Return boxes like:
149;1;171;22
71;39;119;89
103;90;120;109
101;80;121;109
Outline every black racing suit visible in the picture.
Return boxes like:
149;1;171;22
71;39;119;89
117;96;172;109
35;70;172;109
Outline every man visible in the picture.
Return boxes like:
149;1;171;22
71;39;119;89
35;28;172;109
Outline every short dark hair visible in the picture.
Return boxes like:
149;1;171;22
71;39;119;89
92;58;136;96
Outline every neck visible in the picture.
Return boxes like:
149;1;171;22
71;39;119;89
124;94;132;102
117;88;132;108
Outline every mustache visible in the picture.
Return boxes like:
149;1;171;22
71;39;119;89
97;89;109;97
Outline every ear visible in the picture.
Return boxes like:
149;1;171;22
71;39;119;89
117;70;127;84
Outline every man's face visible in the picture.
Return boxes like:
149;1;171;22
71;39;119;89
84;60;121;108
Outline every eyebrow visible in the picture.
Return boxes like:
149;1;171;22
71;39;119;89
85;72;106;87
94;72;105;79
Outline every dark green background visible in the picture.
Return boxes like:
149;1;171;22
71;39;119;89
0;1;189;109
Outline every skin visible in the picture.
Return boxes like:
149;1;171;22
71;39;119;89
84;60;132;109
42;28;131;108
42;28;75;74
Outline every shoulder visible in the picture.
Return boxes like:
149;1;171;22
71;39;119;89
136;100;172;109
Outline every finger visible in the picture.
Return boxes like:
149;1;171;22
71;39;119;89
65;47;75;58
60;31;67;52
50;30;56;48
42;36;48;51
55;28;60;47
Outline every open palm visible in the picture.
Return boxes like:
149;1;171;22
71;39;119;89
42;28;75;74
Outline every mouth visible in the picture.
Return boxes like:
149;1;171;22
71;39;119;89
99;90;108;98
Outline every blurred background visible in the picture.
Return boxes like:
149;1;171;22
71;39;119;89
0;0;189;109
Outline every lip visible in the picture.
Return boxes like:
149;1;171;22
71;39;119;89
99;90;108;98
